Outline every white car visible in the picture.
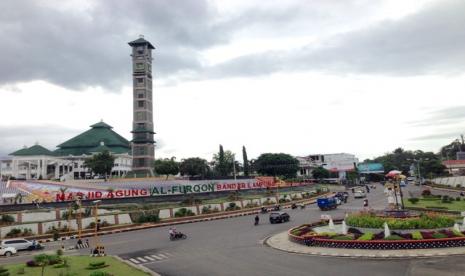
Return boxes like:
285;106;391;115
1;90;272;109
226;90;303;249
0;246;17;257
1;239;35;251
354;190;366;198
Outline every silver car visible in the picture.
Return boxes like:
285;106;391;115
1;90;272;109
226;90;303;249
1;239;34;251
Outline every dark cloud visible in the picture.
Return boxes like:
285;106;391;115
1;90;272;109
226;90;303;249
0;0;464;90
0;125;81;157
0;0;223;90
411;131;461;141
408;106;465;127
208;0;465;78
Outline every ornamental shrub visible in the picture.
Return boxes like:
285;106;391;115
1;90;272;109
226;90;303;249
331;235;354;240
408;198;419;204
174;208;195;217
453;229;465;237
432;232;448;239
412;231;423;240
384;235;404;240
0;214;15;224
357;232;374;241
421;189;432;196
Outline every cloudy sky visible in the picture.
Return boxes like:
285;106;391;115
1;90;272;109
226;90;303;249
1;0;465;161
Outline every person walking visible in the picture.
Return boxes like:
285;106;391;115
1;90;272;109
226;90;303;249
254;215;259;226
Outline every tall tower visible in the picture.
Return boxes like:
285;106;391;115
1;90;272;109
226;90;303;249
128;35;156;175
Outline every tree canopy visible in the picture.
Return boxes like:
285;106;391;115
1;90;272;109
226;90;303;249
212;146;237;176
154;158;179;179
179;157;209;177
365;148;446;178
242;146;250;176
254;153;299;178
312;167;330;179
84;150;115;178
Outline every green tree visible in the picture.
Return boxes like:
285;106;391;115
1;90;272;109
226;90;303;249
84;150;115;179
312;167;330;179
212;146;236;176
180;157;209;178
34;254;50;276
440;138;463;160
369;148;446;178
242;146;250;176
254;153;299;178
154;158;180;179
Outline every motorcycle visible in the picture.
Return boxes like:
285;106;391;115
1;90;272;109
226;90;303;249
169;232;187;241
291;203;297;209
260;207;268;214
273;205;281;211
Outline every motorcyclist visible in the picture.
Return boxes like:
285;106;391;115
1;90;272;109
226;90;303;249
169;227;176;238
254;215;259;225
363;199;369;208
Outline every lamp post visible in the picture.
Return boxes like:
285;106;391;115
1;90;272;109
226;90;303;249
92;200;101;254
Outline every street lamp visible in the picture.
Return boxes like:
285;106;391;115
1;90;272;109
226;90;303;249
407;159;429;185
92;200;102;255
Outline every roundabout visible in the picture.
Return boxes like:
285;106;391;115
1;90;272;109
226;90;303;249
269;187;465;259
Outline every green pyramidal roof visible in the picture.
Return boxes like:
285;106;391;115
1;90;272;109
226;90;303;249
10;145;55;156
55;121;130;156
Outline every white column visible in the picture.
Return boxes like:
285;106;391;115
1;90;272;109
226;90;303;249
55;164;59;179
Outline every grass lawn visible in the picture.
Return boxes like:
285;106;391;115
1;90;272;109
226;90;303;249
405;198;465;211
2;255;149;276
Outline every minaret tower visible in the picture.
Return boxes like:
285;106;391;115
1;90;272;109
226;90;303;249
128;35;155;175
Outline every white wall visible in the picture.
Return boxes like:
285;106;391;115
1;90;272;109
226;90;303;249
0;223;38;238
22;211;56;223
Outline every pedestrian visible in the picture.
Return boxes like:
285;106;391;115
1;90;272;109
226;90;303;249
254;215;259;226
365;185;370;193
363;199;369;208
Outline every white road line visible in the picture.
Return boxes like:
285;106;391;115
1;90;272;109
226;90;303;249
157;253;169;259
144;256;155;261
137;257;148;263
164;252;174;257
151;255;163;260
129;258;140;264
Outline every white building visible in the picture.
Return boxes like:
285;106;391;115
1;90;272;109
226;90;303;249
297;153;359;179
0;121;132;181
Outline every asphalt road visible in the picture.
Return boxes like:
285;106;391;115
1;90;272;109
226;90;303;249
3;184;465;276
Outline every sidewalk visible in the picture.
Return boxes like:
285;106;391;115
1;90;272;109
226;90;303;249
265;231;465;259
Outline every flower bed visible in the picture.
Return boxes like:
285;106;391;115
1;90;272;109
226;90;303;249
346;212;455;230
289;220;465;250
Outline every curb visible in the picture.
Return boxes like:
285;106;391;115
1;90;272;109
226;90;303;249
36;195;327;245
264;231;465;259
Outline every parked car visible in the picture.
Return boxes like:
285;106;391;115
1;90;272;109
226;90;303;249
354;190;366;198
0;246;17;257
269;212;290;224
1;239;37;251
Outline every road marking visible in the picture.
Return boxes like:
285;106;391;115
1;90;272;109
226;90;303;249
151;255;163;260
157;253;168;259
144;256;155;261
137;257;148;263
164;252;174;257
129;258;140;264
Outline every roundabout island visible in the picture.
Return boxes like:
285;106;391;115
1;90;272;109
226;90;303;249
268;204;465;258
